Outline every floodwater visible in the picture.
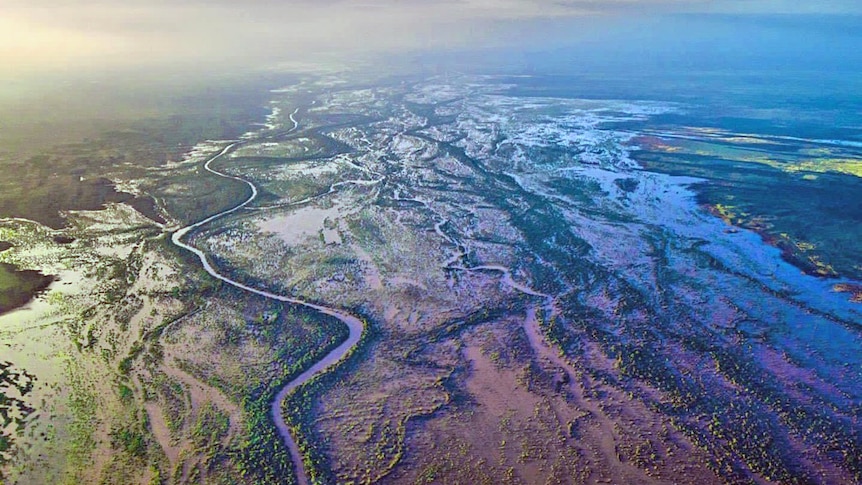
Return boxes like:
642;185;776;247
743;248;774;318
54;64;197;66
258;205;342;246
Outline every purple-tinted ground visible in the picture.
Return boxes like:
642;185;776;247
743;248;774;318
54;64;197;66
195;75;862;483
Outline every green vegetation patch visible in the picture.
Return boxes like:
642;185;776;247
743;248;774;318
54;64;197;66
0;361;37;478
637;150;862;280
0;262;54;314
191;402;230;450
151;168;252;226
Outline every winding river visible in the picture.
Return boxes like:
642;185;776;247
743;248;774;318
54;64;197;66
170;109;364;485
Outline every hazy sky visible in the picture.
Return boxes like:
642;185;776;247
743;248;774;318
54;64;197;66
3;0;861;77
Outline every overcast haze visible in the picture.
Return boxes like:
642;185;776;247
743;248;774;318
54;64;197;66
2;0;861;133
3;0;862;77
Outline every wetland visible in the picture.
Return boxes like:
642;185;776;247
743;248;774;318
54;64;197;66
2;70;861;485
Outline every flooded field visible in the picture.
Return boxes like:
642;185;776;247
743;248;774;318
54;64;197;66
259;206;343;246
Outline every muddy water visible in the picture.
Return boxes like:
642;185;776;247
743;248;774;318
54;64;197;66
258;205;342;246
